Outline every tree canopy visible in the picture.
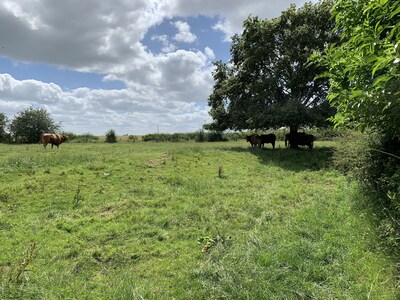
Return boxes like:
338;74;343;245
313;0;400;135
9;107;60;143
206;0;337;133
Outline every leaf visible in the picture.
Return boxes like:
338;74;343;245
349;90;365;100
372;58;389;76
390;6;400;18
373;74;391;87
364;54;378;64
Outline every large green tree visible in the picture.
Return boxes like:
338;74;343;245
206;1;337;133
313;0;400;136
9;107;60;143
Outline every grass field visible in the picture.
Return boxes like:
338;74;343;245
0;140;398;299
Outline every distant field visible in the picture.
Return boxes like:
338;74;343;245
0;141;398;299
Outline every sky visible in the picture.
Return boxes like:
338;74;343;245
0;0;313;135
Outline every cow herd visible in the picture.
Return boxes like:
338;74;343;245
246;134;276;149
246;132;314;149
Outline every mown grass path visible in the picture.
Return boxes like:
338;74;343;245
0;141;398;299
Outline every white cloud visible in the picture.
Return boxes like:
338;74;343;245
151;34;177;53
0;73;210;135
204;47;215;60
172;21;197;43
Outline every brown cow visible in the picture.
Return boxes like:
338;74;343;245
246;135;261;148
40;133;68;149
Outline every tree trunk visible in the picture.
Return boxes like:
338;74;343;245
288;125;299;149
289;125;298;134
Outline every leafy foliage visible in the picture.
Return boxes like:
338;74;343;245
333;131;400;251
9;107;60;143
313;0;400;255
206;1;337;133
313;0;400;135
105;129;117;143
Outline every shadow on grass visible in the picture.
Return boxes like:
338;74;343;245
228;145;335;172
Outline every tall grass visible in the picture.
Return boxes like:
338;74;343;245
0;141;398;299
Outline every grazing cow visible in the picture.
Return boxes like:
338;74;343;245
285;132;314;149
246;135;261;148
40;133;68;149
259;134;276;149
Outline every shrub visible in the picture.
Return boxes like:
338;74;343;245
73;133;99;143
142;133;195;142
194;130;205;142
128;135;138;142
105;129;117;143
333;131;400;251
206;131;228;142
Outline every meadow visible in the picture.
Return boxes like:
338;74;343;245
0;140;398;299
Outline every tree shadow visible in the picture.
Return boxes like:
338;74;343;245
227;144;335;172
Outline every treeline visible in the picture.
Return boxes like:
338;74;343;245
142;131;230;142
64;128;345;143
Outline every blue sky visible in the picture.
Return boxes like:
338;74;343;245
0;0;312;135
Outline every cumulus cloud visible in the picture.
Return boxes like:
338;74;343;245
151;34;177;53
0;73;210;135
0;0;314;134
172;21;197;43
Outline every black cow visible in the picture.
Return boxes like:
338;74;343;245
285;132;314;149
259;134;276;149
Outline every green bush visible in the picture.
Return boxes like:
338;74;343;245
194;130;206;142
333;131;400;251
105;129;117;143
73;133;99;143
128;135;138;142
205;131;228;142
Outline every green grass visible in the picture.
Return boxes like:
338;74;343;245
0;141;398;299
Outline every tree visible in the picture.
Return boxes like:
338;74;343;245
205;1;337;134
0;113;9;142
313;0;400;136
105;129;117;143
9;107;60;143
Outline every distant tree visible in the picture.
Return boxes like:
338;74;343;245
105;129;117;143
9;107;60;143
0;113;9;142
205;0;337;134
312;0;400;136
